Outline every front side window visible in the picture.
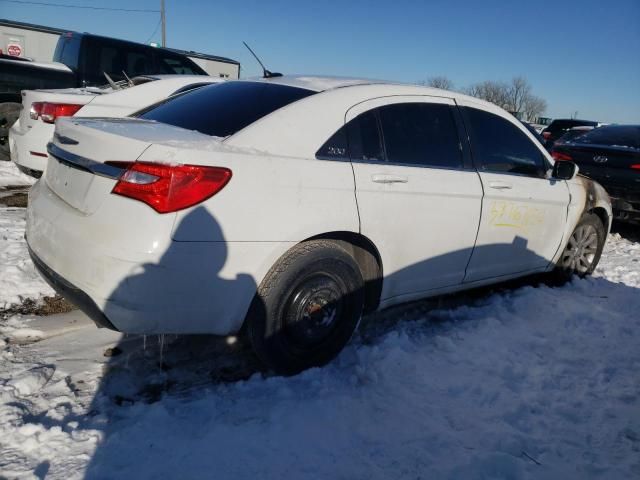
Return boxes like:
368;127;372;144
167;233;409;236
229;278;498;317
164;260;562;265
465;107;546;177
378;103;462;168
138;81;315;137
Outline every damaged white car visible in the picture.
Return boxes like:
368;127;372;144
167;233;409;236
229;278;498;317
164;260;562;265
26;76;611;374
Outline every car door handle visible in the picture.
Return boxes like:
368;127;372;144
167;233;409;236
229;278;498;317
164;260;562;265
371;174;408;184
488;181;513;190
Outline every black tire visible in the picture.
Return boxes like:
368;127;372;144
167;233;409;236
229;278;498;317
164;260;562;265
0;102;22;162
246;240;364;375
555;212;606;279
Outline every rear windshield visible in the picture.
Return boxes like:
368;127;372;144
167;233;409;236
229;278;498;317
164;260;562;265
138;81;316;137
548;119;598;131
576;126;640;149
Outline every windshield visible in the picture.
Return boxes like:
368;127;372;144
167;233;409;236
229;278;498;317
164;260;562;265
138;81;316;137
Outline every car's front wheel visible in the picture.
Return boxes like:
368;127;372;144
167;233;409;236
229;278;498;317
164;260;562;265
246;240;364;375
556;212;606;277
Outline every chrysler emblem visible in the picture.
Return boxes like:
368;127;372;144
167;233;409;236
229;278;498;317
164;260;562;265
593;155;608;163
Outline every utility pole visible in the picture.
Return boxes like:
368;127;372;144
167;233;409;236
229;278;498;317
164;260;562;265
161;0;166;47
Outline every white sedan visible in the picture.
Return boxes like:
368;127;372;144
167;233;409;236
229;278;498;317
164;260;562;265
26;76;612;374
9;75;223;177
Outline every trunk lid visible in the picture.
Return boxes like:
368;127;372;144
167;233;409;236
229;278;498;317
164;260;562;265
17;89;97;134
45;117;217;214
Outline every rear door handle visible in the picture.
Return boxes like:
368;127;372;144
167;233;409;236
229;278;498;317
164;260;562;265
488;181;513;190
372;174;408;184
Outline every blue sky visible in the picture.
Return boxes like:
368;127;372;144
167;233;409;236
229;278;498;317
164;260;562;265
2;0;639;123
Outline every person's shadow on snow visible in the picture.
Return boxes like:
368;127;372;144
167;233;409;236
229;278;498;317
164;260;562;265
83;206;264;478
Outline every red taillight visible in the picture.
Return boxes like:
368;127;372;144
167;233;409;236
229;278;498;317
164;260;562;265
30;102;83;123
109;162;232;213
632;164;640;170
552;151;573;161
542;131;552;140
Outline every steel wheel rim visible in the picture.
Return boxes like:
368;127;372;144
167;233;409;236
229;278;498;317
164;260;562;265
283;273;344;348
561;224;599;273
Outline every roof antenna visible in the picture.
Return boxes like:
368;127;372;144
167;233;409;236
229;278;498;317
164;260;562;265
122;70;135;87
242;41;282;78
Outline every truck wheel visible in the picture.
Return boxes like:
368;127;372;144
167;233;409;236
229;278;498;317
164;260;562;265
246;240;364;375
556;213;606;278
0;102;22;162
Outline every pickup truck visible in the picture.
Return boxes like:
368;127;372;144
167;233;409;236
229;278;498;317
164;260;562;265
0;31;207;159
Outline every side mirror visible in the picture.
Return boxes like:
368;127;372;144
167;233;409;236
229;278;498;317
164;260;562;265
552;160;579;180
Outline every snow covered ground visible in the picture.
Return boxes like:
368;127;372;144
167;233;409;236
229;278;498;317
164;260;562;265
0;161;34;188
0;205;54;310
1;210;639;479
1;161;639;479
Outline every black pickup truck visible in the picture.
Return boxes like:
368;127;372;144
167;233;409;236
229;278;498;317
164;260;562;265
0;31;207;159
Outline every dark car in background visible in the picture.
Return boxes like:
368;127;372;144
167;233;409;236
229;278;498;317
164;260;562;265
542;118;599;148
552;125;640;223
554;126;595;146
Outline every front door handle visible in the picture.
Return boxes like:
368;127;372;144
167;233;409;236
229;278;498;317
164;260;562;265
489;181;513;190
372;174;408;184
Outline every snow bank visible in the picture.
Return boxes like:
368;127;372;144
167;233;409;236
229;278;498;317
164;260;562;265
0;233;638;479
0;207;54;310
0;161;35;188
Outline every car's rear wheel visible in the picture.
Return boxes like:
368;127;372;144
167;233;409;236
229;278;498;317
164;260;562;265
246;240;364;375
556;213;606;277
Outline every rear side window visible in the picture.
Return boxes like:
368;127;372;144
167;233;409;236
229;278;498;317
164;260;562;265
139;81;315;137
348;111;384;162
576;126;640;149
378;103;462;168
53;35;81;70
315;110;383;162
465;107;546;177
157;54;203;75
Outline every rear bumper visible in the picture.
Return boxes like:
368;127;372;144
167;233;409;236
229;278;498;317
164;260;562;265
606;186;640;224
611;197;640;223
28;244;117;330
26;177;286;335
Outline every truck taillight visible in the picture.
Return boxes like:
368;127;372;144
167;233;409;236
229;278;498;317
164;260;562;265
30;102;84;123
107;162;232;213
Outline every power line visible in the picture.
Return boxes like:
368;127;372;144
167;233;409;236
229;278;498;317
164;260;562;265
144;18;162;45
0;0;159;13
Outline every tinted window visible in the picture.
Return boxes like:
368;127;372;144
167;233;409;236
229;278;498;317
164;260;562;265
465;107;546;176
378;103;461;168
139;81;315;137
316;127;348;160
348;111;384;162
53;35;81;70
157;54;203;75
575;126;640;149
546;119;598;133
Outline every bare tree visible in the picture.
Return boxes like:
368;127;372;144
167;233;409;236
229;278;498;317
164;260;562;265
522;95;547;122
423;75;454;90
507;76;532;115
463;80;510;109
464;76;547;121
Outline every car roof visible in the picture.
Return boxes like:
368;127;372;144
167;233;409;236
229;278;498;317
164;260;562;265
224;75;532;159
237;74;495;107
